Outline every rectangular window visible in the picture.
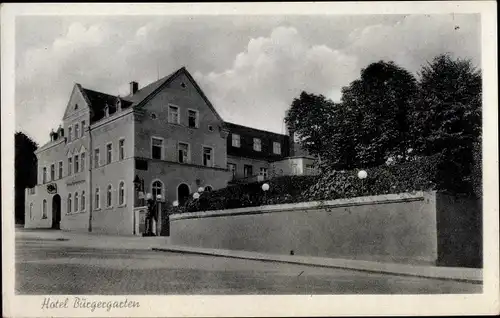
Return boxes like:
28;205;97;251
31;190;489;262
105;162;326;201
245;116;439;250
95;188;100;209
178;142;190;163
202;146;213;167
68;157;72;176
94;148;100;168
68;126;72;142
50;164;55;181
119;139;125;160
58;161;63;179
81;120;86;137
232;134;240;148
168;105;179;124
228;163;236;177
244;165;253;177
42;167;47;183
106;143;112;164
74;124;79;140
259;167;268;179
151;138;163;160
74;154;79;173
273;142;281;155
188;110;198;128
253;138;262;152
81;152;85;171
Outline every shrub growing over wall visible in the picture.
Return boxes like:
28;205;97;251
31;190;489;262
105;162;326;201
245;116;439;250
167;154;475;214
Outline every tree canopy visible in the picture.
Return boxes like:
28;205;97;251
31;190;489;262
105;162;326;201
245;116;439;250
15;131;38;223
285;54;482;194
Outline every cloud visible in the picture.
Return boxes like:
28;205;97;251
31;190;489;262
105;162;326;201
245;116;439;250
194;26;358;134
15;15;481;145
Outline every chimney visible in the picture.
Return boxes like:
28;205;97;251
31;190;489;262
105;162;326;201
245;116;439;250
130;81;139;95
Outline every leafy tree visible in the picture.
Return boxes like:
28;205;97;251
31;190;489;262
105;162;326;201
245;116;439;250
284;92;336;161
15;132;38;224
341;61;418;167
412;54;481;193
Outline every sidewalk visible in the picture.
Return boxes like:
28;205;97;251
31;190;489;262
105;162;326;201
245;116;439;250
152;245;483;284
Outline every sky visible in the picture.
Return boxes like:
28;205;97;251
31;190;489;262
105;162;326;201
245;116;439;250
15;14;481;145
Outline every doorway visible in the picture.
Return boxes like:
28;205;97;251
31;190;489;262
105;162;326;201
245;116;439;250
52;194;61;229
177;183;190;206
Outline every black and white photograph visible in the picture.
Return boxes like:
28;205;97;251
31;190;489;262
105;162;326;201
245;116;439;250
1;2;498;317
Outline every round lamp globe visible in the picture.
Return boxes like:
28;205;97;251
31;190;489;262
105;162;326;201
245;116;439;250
172;200;179;207
357;170;368;179
261;183;270;191
193;192;200;199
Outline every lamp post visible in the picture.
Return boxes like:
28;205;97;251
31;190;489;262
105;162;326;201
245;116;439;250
261;183;270;205
357;170;367;195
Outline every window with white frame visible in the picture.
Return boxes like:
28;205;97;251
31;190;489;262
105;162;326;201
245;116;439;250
67;194;72;214
273;142;281;155
95;188;100;209
106;185;112;207
232;134;240;147
168;105;179;124
106;143;112;164
81;191;86;211
188;110;198;128
81;152;85;171
202;147;213;167
178;142;190;163
259;167;268;178
152;180;163;199
50;164;55;181
94;148;100;168
151;138;163;160
68;157;72;176
74;154;79;173
253;138;262;152
42;167;47;183
58;161;63;179
74;192;79;212
42;200;47;219
119;181;125;206
74;124;79;140
119;139;125;160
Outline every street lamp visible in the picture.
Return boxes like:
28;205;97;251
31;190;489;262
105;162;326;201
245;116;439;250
198;187;204;193
262;183;270;204
193;192;200;200
357;170;367;195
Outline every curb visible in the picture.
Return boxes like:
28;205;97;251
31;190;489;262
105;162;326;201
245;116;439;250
152;247;482;284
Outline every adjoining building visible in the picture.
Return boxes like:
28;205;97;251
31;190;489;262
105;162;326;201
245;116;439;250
25;67;317;235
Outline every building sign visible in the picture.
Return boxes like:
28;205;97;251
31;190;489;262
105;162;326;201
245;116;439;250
46;183;57;194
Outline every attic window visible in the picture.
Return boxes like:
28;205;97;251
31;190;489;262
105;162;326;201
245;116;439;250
150;113;157;120
208;125;214;132
180;82;186;88
74;104;78;110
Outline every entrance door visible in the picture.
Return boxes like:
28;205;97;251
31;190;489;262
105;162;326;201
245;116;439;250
177;183;190;206
52;194;61;229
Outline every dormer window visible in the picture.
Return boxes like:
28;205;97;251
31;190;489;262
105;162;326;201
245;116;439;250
180;82;186;88
74;104;78;110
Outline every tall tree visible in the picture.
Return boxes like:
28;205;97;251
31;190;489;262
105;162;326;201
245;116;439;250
15;132;38;224
341;61;418;167
412;54;482;192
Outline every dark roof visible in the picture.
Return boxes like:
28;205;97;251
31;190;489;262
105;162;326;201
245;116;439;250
224;121;288;137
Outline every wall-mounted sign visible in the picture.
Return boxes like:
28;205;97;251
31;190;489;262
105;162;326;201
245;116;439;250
47;183;57;194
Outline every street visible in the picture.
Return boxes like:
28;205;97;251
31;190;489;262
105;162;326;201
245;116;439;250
15;232;482;294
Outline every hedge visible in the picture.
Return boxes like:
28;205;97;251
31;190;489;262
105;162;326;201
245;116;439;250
166;153;476;214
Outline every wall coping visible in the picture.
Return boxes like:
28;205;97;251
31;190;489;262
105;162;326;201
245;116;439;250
170;191;430;221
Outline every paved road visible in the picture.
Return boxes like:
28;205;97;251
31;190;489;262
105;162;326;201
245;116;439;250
15;235;481;295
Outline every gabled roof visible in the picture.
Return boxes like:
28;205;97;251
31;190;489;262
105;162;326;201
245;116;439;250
78;67;224;125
